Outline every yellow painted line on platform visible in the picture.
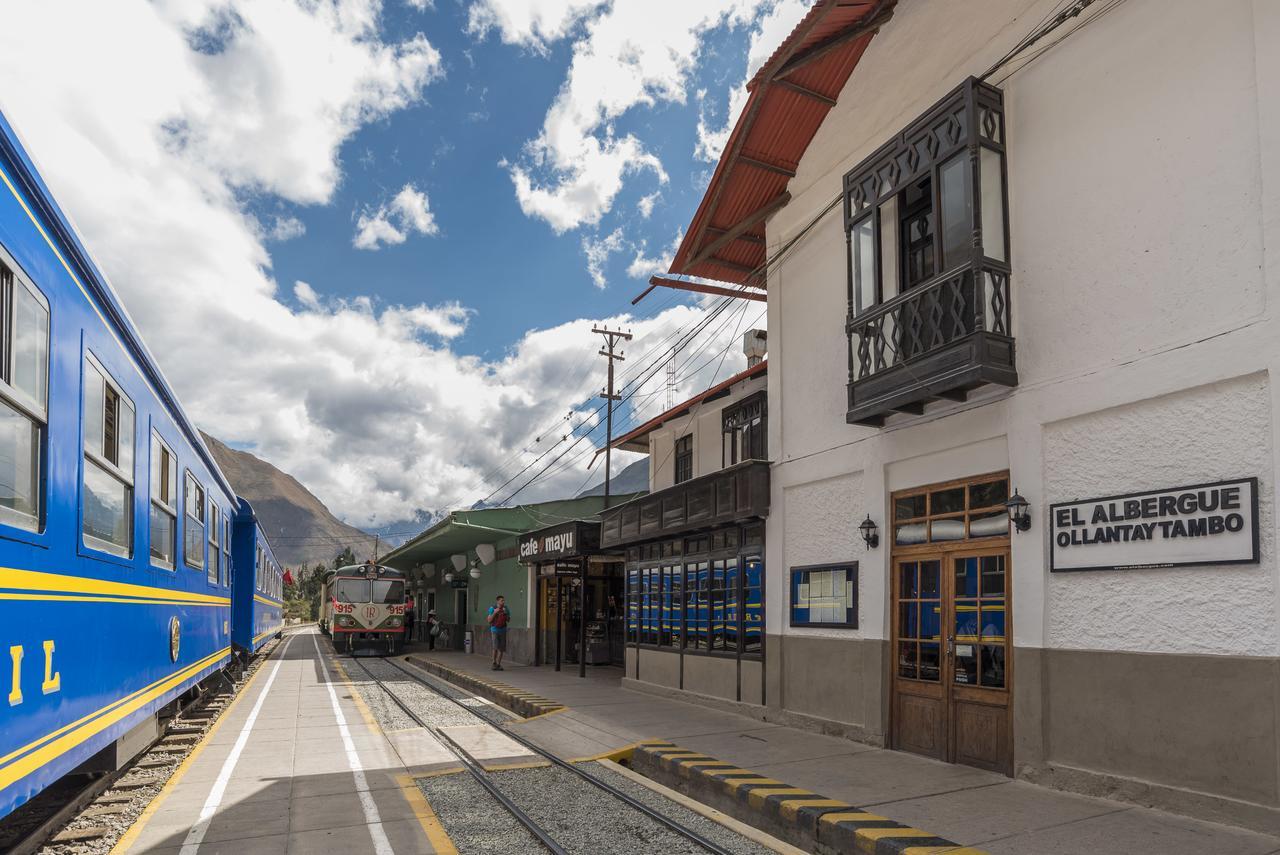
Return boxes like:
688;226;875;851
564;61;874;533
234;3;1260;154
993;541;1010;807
746;787;814;809
818;811;892;825
417;765;466;779
520;705;568;721
902;848;990;855
777;797;850;820
853;827;941;846
397;772;458;855
682;760;738;771
569;742;639;764
722;776;784;792
481;759;552;772
111;644;277;854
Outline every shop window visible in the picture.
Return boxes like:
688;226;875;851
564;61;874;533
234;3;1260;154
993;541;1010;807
790;564;858;628
743;557;763;654
82;355;134;557
893;476;1009;546
722;391;767;466
0;258;49;533
674;434;693;484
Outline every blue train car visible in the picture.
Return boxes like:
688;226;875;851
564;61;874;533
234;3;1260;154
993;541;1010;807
230;502;282;656
0;112;241;819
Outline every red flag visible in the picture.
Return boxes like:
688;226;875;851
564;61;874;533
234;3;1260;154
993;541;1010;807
283;568;294;586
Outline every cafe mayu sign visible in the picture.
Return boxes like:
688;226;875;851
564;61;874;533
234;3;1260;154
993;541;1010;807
1049;478;1259;572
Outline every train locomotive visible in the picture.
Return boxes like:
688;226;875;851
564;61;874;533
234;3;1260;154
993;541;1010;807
319;564;407;655
0;110;283;821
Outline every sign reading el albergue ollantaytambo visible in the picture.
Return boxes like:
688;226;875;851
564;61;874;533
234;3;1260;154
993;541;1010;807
1050;478;1259;572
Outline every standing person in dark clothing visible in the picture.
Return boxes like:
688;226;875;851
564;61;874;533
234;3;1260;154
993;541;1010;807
425;610;440;650
487;595;510;670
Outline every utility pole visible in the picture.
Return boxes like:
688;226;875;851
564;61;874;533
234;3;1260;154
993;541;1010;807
593;325;633;509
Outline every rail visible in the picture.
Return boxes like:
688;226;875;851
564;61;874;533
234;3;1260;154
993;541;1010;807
350;656;735;855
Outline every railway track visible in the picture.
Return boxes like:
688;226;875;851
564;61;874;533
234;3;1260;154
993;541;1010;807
0;628;307;855
348;655;743;855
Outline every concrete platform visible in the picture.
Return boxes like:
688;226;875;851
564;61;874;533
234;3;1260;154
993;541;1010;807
411;650;1280;854
114;630;455;854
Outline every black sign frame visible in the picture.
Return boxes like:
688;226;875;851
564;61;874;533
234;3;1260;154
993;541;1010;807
1048;477;1260;573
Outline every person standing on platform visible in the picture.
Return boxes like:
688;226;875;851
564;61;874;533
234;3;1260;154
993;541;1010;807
487;595;510;670
426;610;440;650
403;596;415;643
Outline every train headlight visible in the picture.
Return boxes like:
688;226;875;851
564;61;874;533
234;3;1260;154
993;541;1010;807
385;616;403;628
337;616;355;627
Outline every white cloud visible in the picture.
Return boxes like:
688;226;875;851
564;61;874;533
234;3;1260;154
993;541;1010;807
637;191;660;219
478;0;793;233
405;0;433;10
696;0;807;162
354;182;439;250
582;228;625;288
627;230;682;280
268;215;306;241
0;0;757;527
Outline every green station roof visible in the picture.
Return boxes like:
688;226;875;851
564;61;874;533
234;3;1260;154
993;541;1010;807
380;494;644;571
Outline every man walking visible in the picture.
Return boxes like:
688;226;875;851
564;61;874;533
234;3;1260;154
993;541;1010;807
487;595;510;671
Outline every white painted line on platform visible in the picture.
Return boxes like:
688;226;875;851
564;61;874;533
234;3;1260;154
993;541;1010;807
179;635;294;855
314;634;395;855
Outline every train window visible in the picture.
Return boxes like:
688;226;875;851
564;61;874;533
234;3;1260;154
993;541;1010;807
256;546;263;591
183;472;205;570
0;258;49;533
83;354;134;557
222;516;231;586
208;500;220;585
148;433;177;568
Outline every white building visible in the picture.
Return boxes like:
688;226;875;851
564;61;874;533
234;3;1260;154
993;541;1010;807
642;0;1280;834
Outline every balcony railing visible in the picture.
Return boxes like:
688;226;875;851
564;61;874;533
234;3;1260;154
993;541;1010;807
846;259;1017;426
600;460;770;548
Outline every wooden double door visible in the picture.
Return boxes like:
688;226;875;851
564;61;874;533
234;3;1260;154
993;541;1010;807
890;476;1012;774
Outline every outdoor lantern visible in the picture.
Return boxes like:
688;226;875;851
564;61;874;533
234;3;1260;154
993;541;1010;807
450;554;467;573
475;543;496;565
468;562;481;580
859;514;879;549
422;562;435;579
443;571;454;583
1006;489;1031;532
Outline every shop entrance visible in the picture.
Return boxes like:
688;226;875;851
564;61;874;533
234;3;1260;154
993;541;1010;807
890;473;1012;775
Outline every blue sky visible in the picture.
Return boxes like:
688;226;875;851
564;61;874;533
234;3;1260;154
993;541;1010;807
0;0;800;525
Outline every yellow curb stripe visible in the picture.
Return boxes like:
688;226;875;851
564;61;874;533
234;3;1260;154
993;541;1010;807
481;760;552;772
902;848;990;855
855;828;940;843
747;787;813;808
723;777;784;792
397;772;458;855
778;798;851;820
416;766;466;779
569;743;639;764
110;643;278;853
681;760;736;769
820;811;892;825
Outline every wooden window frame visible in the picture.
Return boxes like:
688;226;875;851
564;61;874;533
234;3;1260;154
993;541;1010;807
674;434;693;484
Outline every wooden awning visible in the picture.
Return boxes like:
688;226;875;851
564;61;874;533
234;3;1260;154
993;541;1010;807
664;0;895;290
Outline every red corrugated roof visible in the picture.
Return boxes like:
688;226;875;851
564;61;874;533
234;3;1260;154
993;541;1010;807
669;0;894;286
610;360;768;452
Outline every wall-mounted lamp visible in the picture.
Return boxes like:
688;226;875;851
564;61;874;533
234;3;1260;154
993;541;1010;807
475;543;496;566
1006;489;1031;532
450;554;467;573
858;514;880;550
468;561;481;580
422;562;435;579
443;571;454;583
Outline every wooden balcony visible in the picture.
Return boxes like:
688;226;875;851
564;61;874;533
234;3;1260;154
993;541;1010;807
600;460;770;548
846;261;1017;427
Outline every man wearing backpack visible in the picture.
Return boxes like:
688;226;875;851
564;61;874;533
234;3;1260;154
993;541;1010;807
487;595;510;670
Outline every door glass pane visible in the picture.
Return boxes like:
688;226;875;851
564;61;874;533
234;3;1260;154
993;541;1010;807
939;152;972;269
955;601;978;642
931;518;964;541
980;555;1005;596
955;645;978;685
898;602;918;639
919;560;940;597
931;486;965;514
955;557;978;597
980;644;1006;688
899;562;917;598
919;642;941;682
897;641;917;679
969;510;1007;539
969;479;1008;509
980;605;1005;641
921;601;941;641
851;216;876;313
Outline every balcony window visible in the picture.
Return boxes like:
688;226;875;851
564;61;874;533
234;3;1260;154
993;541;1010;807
844;77;1017;426
722;391;767;466
674;434;693;484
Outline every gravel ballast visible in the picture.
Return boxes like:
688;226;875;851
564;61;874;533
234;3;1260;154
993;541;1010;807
417;773;543;855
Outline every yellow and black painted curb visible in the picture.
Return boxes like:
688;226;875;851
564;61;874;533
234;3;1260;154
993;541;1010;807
404;655;566;720
631;741;988;855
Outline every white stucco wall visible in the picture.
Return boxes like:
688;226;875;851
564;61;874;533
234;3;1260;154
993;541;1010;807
645;371;767;492
763;0;1280;659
